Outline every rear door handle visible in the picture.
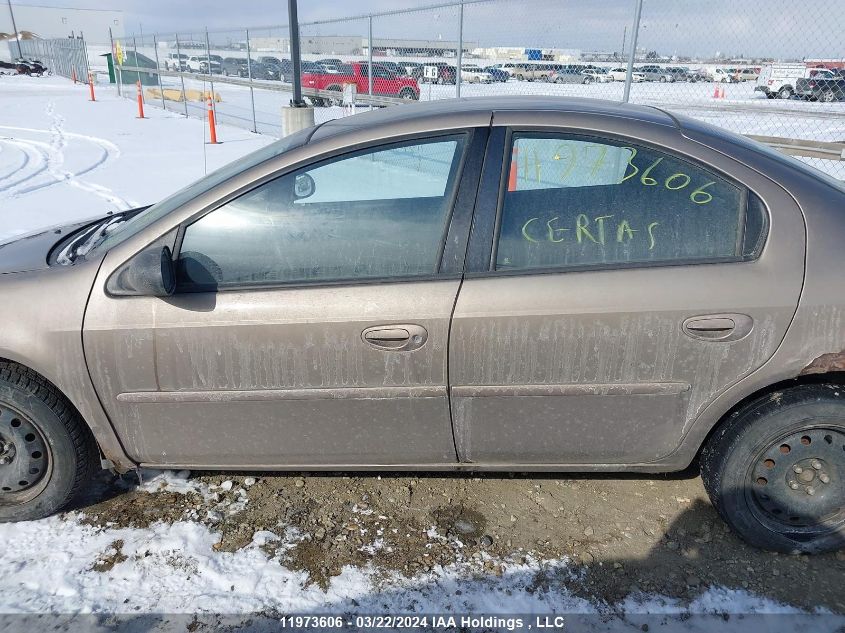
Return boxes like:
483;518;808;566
362;324;428;351
683;314;753;342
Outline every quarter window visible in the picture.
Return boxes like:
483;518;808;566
178;135;466;289
495;134;767;271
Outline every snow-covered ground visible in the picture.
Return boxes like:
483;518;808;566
0;470;840;631
0;74;272;240
1;74;844;630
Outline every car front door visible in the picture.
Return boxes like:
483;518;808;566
83;130;486;468
449;116;804;465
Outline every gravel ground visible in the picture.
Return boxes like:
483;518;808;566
76;467;845;614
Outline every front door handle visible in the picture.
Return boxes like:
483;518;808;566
683;314;753;342
362;324;428;351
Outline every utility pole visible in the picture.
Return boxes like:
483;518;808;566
7;0;23;59
287;0;306;107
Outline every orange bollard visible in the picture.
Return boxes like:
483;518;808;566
88;72;95;101
712;83;720;98
207;95;218;145
136;80;145;118
71;68;77;84
507;146;518;191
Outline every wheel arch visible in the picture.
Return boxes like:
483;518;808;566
696;372;845;463
0;355;134;473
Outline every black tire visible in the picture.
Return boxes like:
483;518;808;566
399;87;418;101
700;384;845;553
778;86;793;99
0;362;97;522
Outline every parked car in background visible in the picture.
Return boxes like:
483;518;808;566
162;53;188;71
221;57;247;77
380;62;409;79
721;67;758;82
483;66;509;82
316;58;344;73
2;96;844;558
796;75;845;102
581;68;611;83
460;65;493;83
302;61;420;105
0;60;16;75
512;63;556;82
247;60;281;81
685;68;710;83
664;66;690;82
755;63;836;99
711;67;746;83
637;65;675;82
608;67;645;82
186;55;221;74
548;66;588;84
421;62;456;85
402;62;424;79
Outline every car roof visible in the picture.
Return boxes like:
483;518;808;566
310;96;675;144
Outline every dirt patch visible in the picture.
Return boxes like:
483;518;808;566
78;470;845;612
91;539;128;573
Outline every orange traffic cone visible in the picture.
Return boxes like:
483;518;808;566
507;146;518;191
712;84;720;98
719;85;726;99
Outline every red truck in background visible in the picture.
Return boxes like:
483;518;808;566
302;61;420;106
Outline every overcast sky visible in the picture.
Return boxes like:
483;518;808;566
8;0;845;59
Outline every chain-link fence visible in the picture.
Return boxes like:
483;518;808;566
105;0;845;178
12;37;89;81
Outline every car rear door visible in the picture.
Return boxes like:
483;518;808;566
83;129;487;468
448;112;804;465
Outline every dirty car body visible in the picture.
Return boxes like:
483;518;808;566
0;96;844;553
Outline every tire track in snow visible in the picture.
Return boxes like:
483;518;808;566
0;102;132;209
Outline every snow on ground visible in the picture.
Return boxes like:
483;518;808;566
1;75;844;629
0;73;272;240
0;470;836;631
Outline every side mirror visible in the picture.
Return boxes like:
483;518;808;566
294;173;316;200
106;245;176;297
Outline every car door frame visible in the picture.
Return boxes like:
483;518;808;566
452;110;806;471
82;117;493;469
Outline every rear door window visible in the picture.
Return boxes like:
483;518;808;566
494;133;767;272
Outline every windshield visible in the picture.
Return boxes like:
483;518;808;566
91;126;316;255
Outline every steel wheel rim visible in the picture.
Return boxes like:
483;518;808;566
0;403;52;504
745;423;844;538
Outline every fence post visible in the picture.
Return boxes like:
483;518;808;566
152;34;167;112
205;28;217;120
133;36;140;85
622;0;644;103
6;0;23;59
246;28;258;133
456;1;464;98
288;0;306;107
367;15;373;106
175;33;188;117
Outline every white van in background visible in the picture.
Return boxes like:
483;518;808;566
755;63;836;99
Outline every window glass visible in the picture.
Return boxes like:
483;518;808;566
495;134;763;271
178;136;465;289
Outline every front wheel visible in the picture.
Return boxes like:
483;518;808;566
0;362;98;522
399;87;418;101
700;385;845;553
821;90;837;103
778;86;793;99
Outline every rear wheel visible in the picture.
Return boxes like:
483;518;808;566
778;86;793;99
399;87;418;101
700;385;845;553
821;90;837;103
0;362;97;522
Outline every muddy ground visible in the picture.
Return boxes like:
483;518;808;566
75;468;845;613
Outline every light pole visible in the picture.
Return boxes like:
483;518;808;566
288;0;306;107
6;0;23;59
